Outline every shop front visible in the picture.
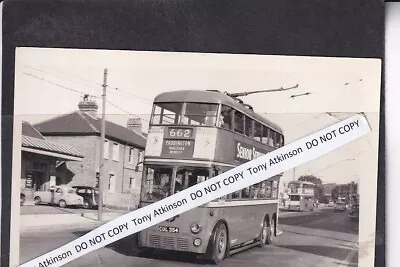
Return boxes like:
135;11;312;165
20;135;84;202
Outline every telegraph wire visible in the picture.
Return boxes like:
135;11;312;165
36;65;154;104
23;72;97;98
24;71;150;122
312;149;369;175
24;65;100;91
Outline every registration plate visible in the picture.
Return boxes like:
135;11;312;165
158;226;179;233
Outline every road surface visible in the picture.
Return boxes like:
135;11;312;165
19;208;358;267
20;204;99;215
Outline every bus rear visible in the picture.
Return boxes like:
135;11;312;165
287;181;315;211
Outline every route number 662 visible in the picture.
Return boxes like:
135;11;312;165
168;128;192;138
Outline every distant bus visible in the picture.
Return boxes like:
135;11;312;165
287;181;315;211
137;90;285;263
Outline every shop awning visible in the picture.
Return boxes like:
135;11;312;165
22;136;84;161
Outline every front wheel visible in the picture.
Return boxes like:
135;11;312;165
34;196;41;205
210;223;228;263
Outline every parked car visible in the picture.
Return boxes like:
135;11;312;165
349;203;359;221
72;186;99;209
34;186;83;208
334;200;346;211
20;193;26;206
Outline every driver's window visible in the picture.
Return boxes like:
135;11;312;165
56;188;63;194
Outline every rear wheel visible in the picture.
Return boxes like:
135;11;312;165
34;196;41;205
258;218;268;247
59;199;67;208
266;217;275;244
210;223;228;263
83;200;90;209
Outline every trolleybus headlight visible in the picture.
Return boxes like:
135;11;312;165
193;238;202;247
190;223;202;234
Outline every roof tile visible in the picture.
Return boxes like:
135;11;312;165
22;136;84;158
34;111;146;148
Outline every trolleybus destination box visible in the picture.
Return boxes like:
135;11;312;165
160;126;196;158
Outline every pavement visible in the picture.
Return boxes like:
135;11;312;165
19;208;359;267
19;205;333;234
20;205;127;233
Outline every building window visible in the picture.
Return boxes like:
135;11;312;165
104;140;109;159
112;142;119;161
138;150;144;163
136;150;144;172
128;147;135;164
108;174;116;192
129;177;135;189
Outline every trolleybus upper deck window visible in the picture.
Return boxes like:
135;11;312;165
244;115;254;137
254;122;263;142
151;103;183;125
234;111;244;134
182;103;219;126
219;105;234;129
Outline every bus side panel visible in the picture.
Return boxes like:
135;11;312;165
248;203;278;240
214;129;275;165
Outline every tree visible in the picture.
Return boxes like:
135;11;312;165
331;182;358;201
298;175;322;185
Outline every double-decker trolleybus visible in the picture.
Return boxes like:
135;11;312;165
137;89;286;263
287;180;315;211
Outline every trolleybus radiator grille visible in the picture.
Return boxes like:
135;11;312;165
149;235;189;251
177;237;189;250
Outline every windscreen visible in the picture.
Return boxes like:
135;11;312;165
150;102;219;126
289;195;300;201
141;165;210;202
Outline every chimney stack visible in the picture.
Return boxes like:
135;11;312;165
127;117;143;134
78;94;98;118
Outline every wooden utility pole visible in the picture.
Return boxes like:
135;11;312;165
293;168;296;181
98;68;108;221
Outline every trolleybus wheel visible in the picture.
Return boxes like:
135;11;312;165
258;218;268;247
210;223;228;263
266;216;275;245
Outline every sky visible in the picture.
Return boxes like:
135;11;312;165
13;48;381;185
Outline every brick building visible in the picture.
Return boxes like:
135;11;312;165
34;96;147;195
20;121;84;202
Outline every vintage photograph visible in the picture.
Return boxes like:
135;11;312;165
10;48;381;267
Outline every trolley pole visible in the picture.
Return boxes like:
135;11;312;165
98;68;108;222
